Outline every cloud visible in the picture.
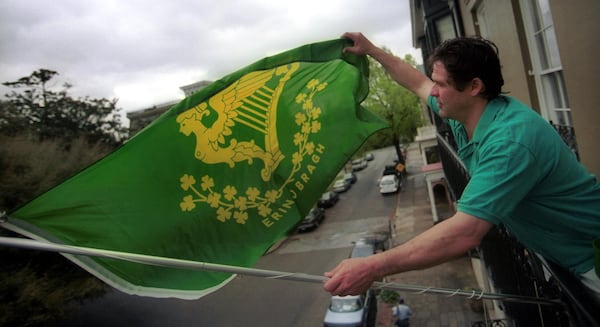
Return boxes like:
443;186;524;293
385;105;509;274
0;0;421;118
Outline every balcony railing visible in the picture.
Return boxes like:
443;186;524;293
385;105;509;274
550;121;580;161
434;128;599;326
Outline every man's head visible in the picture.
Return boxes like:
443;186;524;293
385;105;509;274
428;36;504;101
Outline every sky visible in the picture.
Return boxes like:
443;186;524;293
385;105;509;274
0;0;421;123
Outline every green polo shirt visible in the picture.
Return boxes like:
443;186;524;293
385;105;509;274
429;95;600;274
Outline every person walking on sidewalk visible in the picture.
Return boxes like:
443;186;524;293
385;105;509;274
323;32;600;302
392;298;412;327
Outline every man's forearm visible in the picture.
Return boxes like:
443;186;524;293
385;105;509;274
370;213;491;277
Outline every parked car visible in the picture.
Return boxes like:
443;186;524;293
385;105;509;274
382;164;401;178
318;191;339;208
333;179;351;193
355;234;388;252
364;152;374;161
323;292;374;327
351;158;368;171
344;172;357;184
379;174;400;194
350;241;375;258
296;207;325;233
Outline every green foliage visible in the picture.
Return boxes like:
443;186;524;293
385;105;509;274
0;69;126;325
362;50;423;154
0;134;115;211
1;69;128;146
379;289;401;304
0;134;112;326
0;238;106;327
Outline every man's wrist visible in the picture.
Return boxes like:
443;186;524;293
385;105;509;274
369;251;392;280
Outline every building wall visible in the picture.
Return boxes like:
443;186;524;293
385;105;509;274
127;81;211;138
456;0;534;108
127;102;176;136
550;0;600;177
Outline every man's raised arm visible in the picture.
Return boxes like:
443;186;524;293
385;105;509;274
342;32;433;103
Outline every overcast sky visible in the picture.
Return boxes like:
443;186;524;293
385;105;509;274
0;0;421;121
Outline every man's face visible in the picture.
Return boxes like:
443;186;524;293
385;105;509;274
430;61;471;121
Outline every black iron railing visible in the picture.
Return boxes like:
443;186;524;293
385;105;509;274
476;226;569;326
550;121;580;161
434;125;599;326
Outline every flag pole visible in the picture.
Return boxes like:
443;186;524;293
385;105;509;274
0;236;562;306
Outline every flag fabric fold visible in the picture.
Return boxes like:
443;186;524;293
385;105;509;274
4;39;388;299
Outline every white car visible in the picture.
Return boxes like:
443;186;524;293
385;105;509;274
333;179;351;193
379;174;399;194
351;158;368;171
323;294;372;327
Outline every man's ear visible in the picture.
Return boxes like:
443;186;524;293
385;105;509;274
470;78;485;96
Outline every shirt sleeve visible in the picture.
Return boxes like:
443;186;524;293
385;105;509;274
457;139;542;224
428;95;440;115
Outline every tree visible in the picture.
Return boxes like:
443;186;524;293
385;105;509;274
0;135;111;327
362;50;423;162
1;69;128;145
0;69;129;326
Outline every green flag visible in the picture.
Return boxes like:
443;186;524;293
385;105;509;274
5;39;388;299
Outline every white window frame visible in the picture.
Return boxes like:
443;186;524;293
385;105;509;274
435;14;457;43
519;0;572;126
475;2;490;39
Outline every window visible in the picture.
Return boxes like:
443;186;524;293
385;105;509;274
520;0;571;126
475;2;490;38
435;14;456;43
329;297;363;312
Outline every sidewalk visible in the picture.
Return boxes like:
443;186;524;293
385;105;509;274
376;142;485;327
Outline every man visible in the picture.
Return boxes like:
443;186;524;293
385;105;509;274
323;32;600;301
392;298;412;327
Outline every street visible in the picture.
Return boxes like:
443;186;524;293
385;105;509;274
50;147;400;327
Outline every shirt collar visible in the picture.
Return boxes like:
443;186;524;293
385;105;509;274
471;96;507;143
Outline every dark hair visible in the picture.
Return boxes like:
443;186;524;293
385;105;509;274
427;36;504;100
